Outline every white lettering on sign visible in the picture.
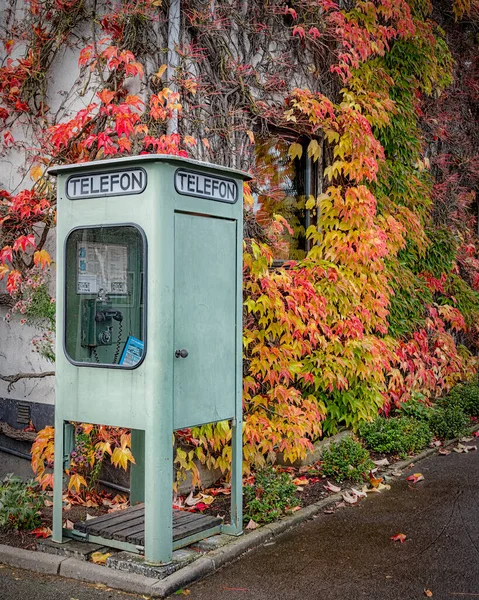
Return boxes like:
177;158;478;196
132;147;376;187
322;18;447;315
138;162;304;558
66;168;147;199
174;169;238;203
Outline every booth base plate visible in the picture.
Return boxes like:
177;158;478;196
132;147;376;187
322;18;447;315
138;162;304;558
73;504;222;550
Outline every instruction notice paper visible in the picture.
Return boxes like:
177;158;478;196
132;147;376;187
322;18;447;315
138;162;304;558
119;336;144;366
77;241;128;295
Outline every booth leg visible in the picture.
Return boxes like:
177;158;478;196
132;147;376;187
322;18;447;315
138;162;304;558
52;420;65;543
223;417;243;536
143;430;173;564
130;429;145;505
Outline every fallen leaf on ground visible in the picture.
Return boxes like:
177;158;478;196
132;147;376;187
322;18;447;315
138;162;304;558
174;589;191;595
324;481;341;493
391;470;403;477
430;440;442;447
455;444;477;453
324;509;335;514
63;519;74;530
351;488;367;498
199;493;215;505
246;519;259;530
185;491;202;506
289;505;301;513
424;589;433;597
206;487;231;496
342;492;358;504
369;471;383;488
406;473;424;483
377;483;391;491
30;526;52;538
373;458;390;467
91;551;111;565
293;477;309;486
474;431;479;438
439;449;451;455
44;499;53;507
335;501;346;509
391;533;407;543
460;437;473;442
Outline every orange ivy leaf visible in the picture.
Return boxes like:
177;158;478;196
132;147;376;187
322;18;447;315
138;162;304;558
33;249;51;269
0;263;9;279
6;269;21;293
97;89;115;104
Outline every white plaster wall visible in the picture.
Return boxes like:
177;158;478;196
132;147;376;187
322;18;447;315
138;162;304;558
0;315;55;403
0;1;86;407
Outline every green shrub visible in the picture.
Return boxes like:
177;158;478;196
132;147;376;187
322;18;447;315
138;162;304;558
396;394;434;423
429;406;469;440
0;474;45;531
439;380;479;417
244;466;299;524
320;437;374;482
359;416;432;458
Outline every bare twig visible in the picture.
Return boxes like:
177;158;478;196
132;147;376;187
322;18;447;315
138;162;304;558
0;371;55;392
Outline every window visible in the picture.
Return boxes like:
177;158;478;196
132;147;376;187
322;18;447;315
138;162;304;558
251;137;322;262
64;225;146;368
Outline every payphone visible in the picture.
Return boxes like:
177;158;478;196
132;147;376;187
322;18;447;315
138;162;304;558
51;155;249;563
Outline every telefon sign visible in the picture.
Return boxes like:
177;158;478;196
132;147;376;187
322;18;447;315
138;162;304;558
66;168;147;199
175;168;238;203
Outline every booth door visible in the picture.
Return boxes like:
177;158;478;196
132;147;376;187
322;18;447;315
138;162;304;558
173;212;237;429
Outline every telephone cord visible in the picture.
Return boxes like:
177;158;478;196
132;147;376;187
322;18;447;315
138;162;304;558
113;320;123;364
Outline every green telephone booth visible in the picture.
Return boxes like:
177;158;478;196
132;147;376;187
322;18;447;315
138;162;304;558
50;155;249;563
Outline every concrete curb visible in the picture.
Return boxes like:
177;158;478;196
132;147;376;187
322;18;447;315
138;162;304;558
0;544;66;575
59;557;160;596
2;430;477;597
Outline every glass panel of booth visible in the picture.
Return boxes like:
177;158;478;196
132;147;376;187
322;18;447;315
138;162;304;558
64;225;145;367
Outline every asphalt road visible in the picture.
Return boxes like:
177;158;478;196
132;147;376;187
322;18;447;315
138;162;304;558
1;447;479;599
179;448;479;600
0;564;144;600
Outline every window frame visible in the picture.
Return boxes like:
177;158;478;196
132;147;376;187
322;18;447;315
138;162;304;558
63;222;148;370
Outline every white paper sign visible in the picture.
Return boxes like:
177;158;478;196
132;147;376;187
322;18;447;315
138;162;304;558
77;242;128;295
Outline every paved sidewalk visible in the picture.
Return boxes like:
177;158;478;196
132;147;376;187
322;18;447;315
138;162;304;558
182;449;479;600
1;446;479;598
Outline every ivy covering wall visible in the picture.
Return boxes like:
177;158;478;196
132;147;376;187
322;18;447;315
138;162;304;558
0;0;478;487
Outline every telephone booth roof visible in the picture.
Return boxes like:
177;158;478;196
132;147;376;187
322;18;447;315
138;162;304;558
48;153;252;180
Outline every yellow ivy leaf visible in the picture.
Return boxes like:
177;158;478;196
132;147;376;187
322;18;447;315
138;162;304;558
288;142;303;161
91;551;112;565
155;64;167;79
307;139;322;162
95;441;112;455
30;165;43;181
68;473;87;494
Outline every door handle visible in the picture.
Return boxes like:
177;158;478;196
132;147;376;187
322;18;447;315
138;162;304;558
175;349;189;358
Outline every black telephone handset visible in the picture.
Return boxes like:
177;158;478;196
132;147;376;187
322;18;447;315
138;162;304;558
94;306;123;344
81;291;124;363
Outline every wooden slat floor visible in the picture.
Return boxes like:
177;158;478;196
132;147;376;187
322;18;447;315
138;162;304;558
74;504;222;547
